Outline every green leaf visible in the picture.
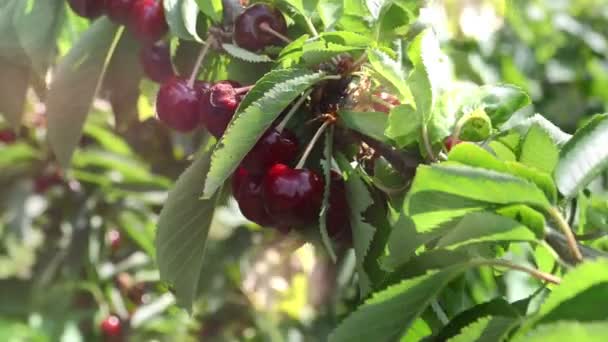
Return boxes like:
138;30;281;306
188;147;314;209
365;0;389;20
513;321;608;342
496;204;546;238
368;49;411;102
320;31;373;47
517;260;608;333
339;110;389;143
464;85;531;126
276;34;309;68
385;104;420;147
203;69;325;198
0;59;29;129
329;264;469;342
281;0;319;16
519;123;559;174
318;0;343;29
345;168;377;296
407;165;552;210
156;151;218;310
554;114;608;198
448;316;520;342
504;113;571;146
302;41;361;66
164;0;203;42
436;212;538;249
46;19;122;168
221;43;273;63
0;143;39;167
195;0;221;23
12;0;64;75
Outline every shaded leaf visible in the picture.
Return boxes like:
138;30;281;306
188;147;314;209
339;110;389;143
448;316;520;342
513;321;608;342
156;151;218;310
222;43;273;63
385;104;420;147
164;0;203;42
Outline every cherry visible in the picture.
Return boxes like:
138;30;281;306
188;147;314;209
67;0;105;19
444;136;462;152
100;315;122;337
140;42;174;83
0;129;16;144
263;164;324;227
241;128;299;175
234;4;288;51
129;0;168;43
372;91;400;113
156;78;200;132
327;172;352;244
199;81;242;137
232;168;276;227
107;229;122;252
105;0;134;24
34;171;64;194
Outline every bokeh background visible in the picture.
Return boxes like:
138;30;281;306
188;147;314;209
1;0;608;340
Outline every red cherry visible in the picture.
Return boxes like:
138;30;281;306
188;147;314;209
67;0;105;19
327;172;352;244
0;129;17;144
100;315;122;337
140;42;174;83
445;136;462;151
105;0;134;24
241;128;299;175
263;164;324;227
199;81;242;137
129;0;168;43
232;168;276;227
234;4;288;51
156;78;200;132
34;171;64;194
107;229;122;252
372;92;400;113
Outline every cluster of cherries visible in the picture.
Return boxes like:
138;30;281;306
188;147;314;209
231;127;353;244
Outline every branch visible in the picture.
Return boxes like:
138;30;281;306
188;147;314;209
354;133;423;179
475;259;562;285
548;207;583;262
545;229;608;265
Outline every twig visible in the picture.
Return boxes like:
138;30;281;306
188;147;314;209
355;133;422;178
548;207;583;262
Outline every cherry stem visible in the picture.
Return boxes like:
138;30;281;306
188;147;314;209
259;22;292;44
421;124;437;162
276;88;314;132
296;120;331;169
351;52;368;71
234;85;254;95
187;36;214;88
475;259;562;285
548;207;583;262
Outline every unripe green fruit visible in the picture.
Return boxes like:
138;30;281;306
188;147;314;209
458;107;493;142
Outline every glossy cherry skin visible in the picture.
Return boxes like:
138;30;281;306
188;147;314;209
232;168;276;227
263;164;324;227
199;81;242;137
100;315;122;337
444;136;462;152
67;0;105;19
130;0;168;43
241;128;299;175
105;0;134;24
140;42;174;83
0;130;16;144
372;92;400;113
327;172;352;244
234;4;287;51
156;78;200;132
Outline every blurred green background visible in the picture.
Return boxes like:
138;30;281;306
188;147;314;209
1;0;608;340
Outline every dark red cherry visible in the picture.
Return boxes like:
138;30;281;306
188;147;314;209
140;42;174;83
34;171;64;194
0;129;17;144
444;136;462;152
372;91;400;113
130;0;168;43
241;128;299;175
232;168;276;227
327;172;352;244
199;81;242;137
234;4;287;51
156;78;200;132
67;0;105;19
105;0;134;24
263;164;324;227
100;315;122;337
